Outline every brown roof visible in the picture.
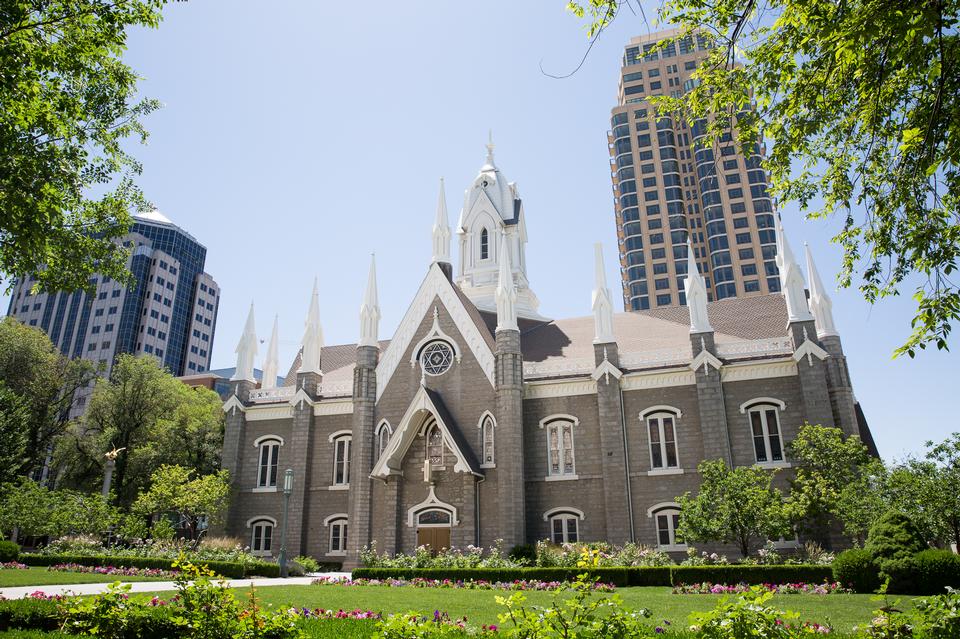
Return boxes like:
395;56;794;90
279;285;792;385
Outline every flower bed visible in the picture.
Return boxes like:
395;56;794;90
291;607;382;620
311;576;616;592
46;563;179;578
0;562;28;570
672;581;852;595
21;553;278;578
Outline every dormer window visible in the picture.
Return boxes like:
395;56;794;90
480;228;489;260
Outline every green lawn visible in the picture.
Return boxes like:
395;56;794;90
141;584;913;633
0;567;170;587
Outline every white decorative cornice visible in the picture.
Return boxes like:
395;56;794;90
524;378;597;399
376;263;495;402
591;243;616;344
222;395;246;415
720;359;797;382
690;349;723;374
246;405;293;422
314;400;354;416
683;239;712;333
231;302;257;382
409;306;463;368
621;369;696;390
359;254;381;348
804;243;839;337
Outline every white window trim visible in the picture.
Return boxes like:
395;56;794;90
424;420;446;468
375;420;392;460
253;435;285;447
738;397;786;413
331;433;351;488
639;405;682;420
542;507;585;522
408;308;462;370
746;403;786;465
327;429;352;443
646;468;684;477
406;485;459;527
547;511;581;543
540;414;579;479
326;516;348;556
415;508;455;528
645;411;681;471
255;438;282;489
246;516;277;557
651;507;687;552
478;411;496;469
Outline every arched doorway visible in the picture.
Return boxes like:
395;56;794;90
414;508;452;552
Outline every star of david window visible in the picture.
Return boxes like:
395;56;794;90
421;340;454;376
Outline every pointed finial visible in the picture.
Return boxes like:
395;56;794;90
592;243;616;344
432;178;451;263
804;243;838;337
495;232;518;331
261;314;280;389
485;130;495;165
231;301;258;382
359;254;381;348
774;215;815;323
299;278;324;374
684;239;713;333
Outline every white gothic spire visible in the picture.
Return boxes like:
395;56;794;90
495;232;518;331
231;301;257;382
804;243;838;337
591;243;615;344
261;314;279;390
359;254;381;348
683;239;713;333
774;216;814;323
432;178;451;263
298;278;324;374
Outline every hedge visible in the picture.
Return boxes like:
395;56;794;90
19;553;279;579
0;598;182;638
350;565;833;587
884;549;960;595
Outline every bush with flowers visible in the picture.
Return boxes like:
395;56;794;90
681;546;730;566
0;561;28;570
672;581;851;595
37;534;255;564
360;540;522;570
689;586;833;637
534;540;673;568
311;575;616;592
46;563;178;578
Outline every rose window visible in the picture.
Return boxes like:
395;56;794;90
421;341;454;376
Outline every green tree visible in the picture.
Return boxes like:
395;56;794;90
786;424;888;543
56;354;223;508
677;459;791;557
0;383;31;484
569;0;960;356
888;433;960;550
0;479;117;541
864;510;928;568
0;317;99;479
132;465;230;540
0;0;165;292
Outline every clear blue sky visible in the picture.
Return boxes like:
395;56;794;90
4;1;956;461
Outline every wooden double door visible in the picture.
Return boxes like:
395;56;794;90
416;527;451;553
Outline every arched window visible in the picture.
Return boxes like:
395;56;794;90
425;420;444;467
548;511;581;543
646;412;679;469
326;516;348;555
376;421;392;459
247;517;276;556
651;506;684;550
480;228;489;260
741;400;785;464
417;509;452;526
541;416;577;478
480;413;495;467
255;437;281;488
332;434;351;486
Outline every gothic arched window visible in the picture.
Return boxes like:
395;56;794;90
480;228;489;260
425;420;444;467
480;414;495;467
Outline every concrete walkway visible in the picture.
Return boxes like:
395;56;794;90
0;572;351;600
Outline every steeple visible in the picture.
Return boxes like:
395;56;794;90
774;215;814;323
804;243;838;337
483;130;495;169
432;178;451;264
592;243;615;344
495;233;518;331
298;278;324;374
261;314;279;389
231;301;257;382
359;254;381;348
683;239;712;333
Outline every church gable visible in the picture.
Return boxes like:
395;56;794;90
376;264;495;403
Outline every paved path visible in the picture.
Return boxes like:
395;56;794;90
0;572;351;600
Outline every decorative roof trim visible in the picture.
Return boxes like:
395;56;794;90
591;358;623;384
543;507;585;522
689;349;723;374
222;395;245;415
406;486;459;527
377;264;495;402
793;338;829;367
289;387;315;410
409;306;463;368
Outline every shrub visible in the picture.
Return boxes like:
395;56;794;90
912;586;960;638
670;564;833;586
0;540;19;562
294;555;320;573
508;543;535;565
0;599;61;632
832;548;881;593
865;510;928;568
884;549;960;595
689;586;830;637
20;553;278;578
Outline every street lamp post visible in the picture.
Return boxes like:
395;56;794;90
278;468;293;578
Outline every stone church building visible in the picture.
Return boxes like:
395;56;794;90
221;144;872;566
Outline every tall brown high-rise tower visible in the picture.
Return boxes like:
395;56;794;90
609;29;780;311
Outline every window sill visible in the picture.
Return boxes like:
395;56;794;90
544;474;579;482
252;551;273;557
657;544;688;552
480;463;496;469
327;550;347;557
754;461;792;470
646;468;684;476
328;484;350;491
252;487;277;493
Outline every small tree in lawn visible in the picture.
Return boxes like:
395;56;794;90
677;459;791;558
132;465;230;540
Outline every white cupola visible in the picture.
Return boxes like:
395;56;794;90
455;136;541;318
